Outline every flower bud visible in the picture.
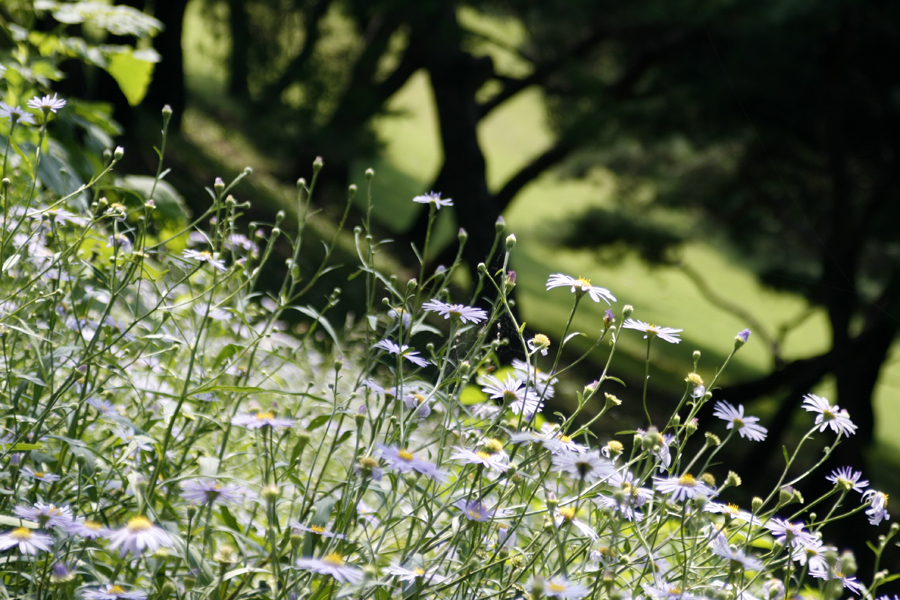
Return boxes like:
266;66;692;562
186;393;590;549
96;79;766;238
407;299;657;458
214;177;225;195
642;427;661;452
506;233;516;250
313;156;324;172
840;550;857;576
604;393;622;407
735;329;751;349
458;228;468;243
495;216;505;233
365;168;375;180
623;305;634;318
704;432;721;446
407;278;417;292
262;484;280;502
114;146;124;161
724;471;742;488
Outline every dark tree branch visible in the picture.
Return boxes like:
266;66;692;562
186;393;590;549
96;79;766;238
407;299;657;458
478;27;608;118
262;0;332;103
494;139;577;212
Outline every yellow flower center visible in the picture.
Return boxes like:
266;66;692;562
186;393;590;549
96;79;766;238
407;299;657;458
483;438;503;453
576;277;591;288
126;516;153;532
476;451;491;460
558;507;576;521
548;583;568;592
10;527;31;540
108;586;126;594
678;474;697;486
323;553;345;566
255;412;274;420
502;390;519;402
310;525;325;534
200;251;213;259
33;471;45;478
727;503;740;515
532;333;551;347
85;521;102;530
414;568;425;576
397;450;414;461
559;435;572;443
412;393;425;405
359;457;378;468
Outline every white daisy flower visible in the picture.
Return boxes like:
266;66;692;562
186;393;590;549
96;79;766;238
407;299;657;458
107;516;174;558
802;394;857;436
480;373;542;416
412;191;453;209
712;400;768;441
296;553;365;584
0;527;53;554
422;299;487;324
546;273;616;305
622;318;683;344
653;473;716;502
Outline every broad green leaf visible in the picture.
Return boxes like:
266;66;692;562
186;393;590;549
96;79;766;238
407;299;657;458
106;50;155;106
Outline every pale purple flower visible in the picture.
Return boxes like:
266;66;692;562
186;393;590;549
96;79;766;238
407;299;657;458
362;379;397;400
65;519;112;540
107;516;174;558
712;400;768;441
802;394;857;436
596;470;654;521
826;466;868;494
552;450;613;483
50;561;76;583
554;506;598;540
643;577;697;600
455;499;497;522
0;102;35;125
791;536;831;572
703;502;761;527
412;191;453;209
509;424;585;453
107;234;133;254
809;563;865;595
765;518;816;548
182;249;227;272
511;358;557;399
402;390;432;418
82;584;147;600
480;373;542;416
622;318;682;344
20;467;60;484
383;564;447;584
27;93;66;113
711;535;763;571
377;445;448;483
528;576;591;599
373;339;430;368
653;473;716;502
231;411;295;429
179;479;244;506
736;329;751;343
296;553;364;584
863;490;890;526
449;447;508;472
14;503;73;528
292;523;347;540
422;299;487;324
546;273;616;305
0;527;53;554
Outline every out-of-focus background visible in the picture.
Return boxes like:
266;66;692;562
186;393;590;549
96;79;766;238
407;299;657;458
52;0;900;573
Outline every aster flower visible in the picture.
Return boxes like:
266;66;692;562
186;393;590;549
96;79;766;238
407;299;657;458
107;516;174;558
552;450;614;483
455;499;498;522
863;490;890;526
377;445;448;483
107;234;133;254
65;519;112;540
711;535;763;571
402;390;432;418
296;553;365;584
231;411;296;429
809;563;865;596
527;576;591;599
27;93;66;113
596;470;654;522
362;379;397;400
373;339;430;368
179;478;244;506
449;447;508;472
622;318;683;344
802;394;857;436
480;373;542;416
0;102;35;125
791;536;831;572
50;561;76;584
546;273;616;305
509;427;585;453
0;527;53;554
422;299;487;324
384;564;448;584
412;191;453;209
554;506;598;540
527;333;551;356
712;401;768;442
14;503;73;529
20;467;60;483
643;577;697;600
292;523;347;540
764;518;816;548
653;473;716;502
182;249;227;272
354;456;383;481
511;359;557;399
82;584;148;600
826;466;868;494
703;502;762;527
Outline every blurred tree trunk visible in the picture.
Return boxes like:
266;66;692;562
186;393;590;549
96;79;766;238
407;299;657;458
227;0;250;99
144;0;188;132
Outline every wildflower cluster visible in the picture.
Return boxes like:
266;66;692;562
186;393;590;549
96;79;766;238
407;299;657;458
0;13;896;600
